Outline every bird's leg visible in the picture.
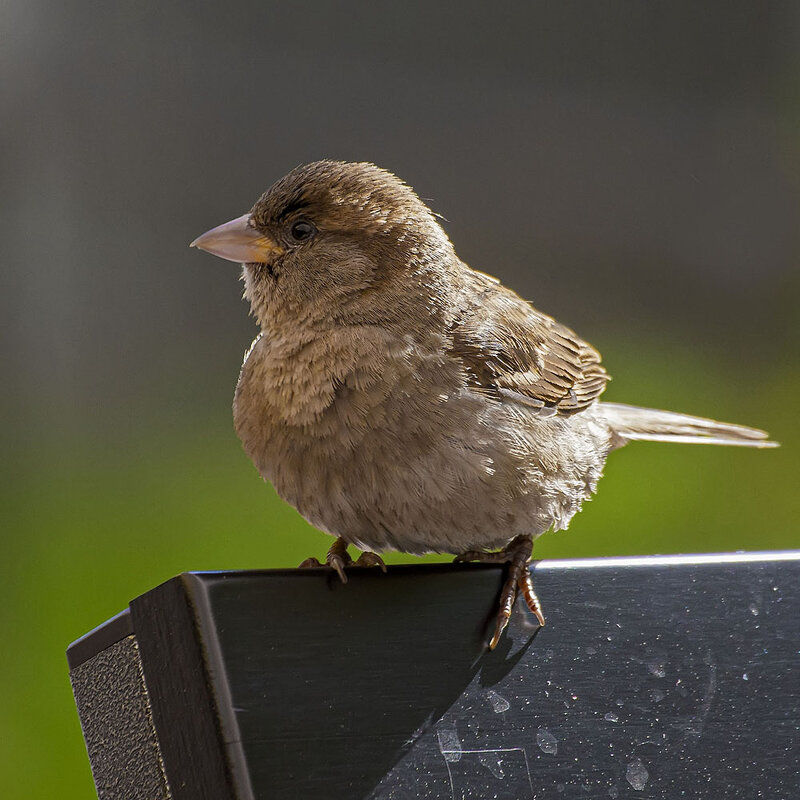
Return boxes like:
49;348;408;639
298;537;387;583
487;535;544;649
454;534;545;649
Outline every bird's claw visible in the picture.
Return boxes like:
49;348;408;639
328;552;350;584
298;537;352;583
298;538;387;584
488;570;546;648
455;534;545;649
353;551;388;572
325;537;353;583
518;566;546;627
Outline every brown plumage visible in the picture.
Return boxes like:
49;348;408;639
191;160;776;649
447;271;609;415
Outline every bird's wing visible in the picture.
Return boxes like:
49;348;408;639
447;270;609;415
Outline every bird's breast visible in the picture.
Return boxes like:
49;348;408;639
232;326;464;484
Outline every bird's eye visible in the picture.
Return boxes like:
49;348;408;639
289;220;316;242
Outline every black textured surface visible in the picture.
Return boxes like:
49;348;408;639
69;635;171;800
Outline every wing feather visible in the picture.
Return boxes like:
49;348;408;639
448;271;609;415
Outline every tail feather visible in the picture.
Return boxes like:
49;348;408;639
600;402;778;449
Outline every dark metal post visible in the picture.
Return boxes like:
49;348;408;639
68;552;800;799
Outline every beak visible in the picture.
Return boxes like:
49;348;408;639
190;213;285;263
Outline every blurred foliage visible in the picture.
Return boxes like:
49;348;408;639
1;338;797;798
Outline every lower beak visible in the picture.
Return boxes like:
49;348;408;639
190;214;285;263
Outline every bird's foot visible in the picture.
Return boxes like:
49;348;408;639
298;536;352;582
454;534;545;649
298;537;386;584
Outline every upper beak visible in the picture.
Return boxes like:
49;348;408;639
190;213;285;263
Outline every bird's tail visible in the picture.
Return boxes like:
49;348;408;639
599;402;777;449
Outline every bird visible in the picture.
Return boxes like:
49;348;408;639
191;160;776;649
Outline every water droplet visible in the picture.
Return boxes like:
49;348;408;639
586;646;597;655
648;661;666;678
486;689;510;713
436;727;462;762
742;673;749;681
478;752;505;779
609;787;620;799
537;727;558;755
749;604;759;616
556;784;565;793
604;712;619;723
626;759;649;791
647;689;666;702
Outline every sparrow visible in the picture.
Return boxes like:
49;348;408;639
191;160;776;649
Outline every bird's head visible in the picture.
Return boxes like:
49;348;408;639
191;160;456;331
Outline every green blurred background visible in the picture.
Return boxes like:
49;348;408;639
2;2;798;798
